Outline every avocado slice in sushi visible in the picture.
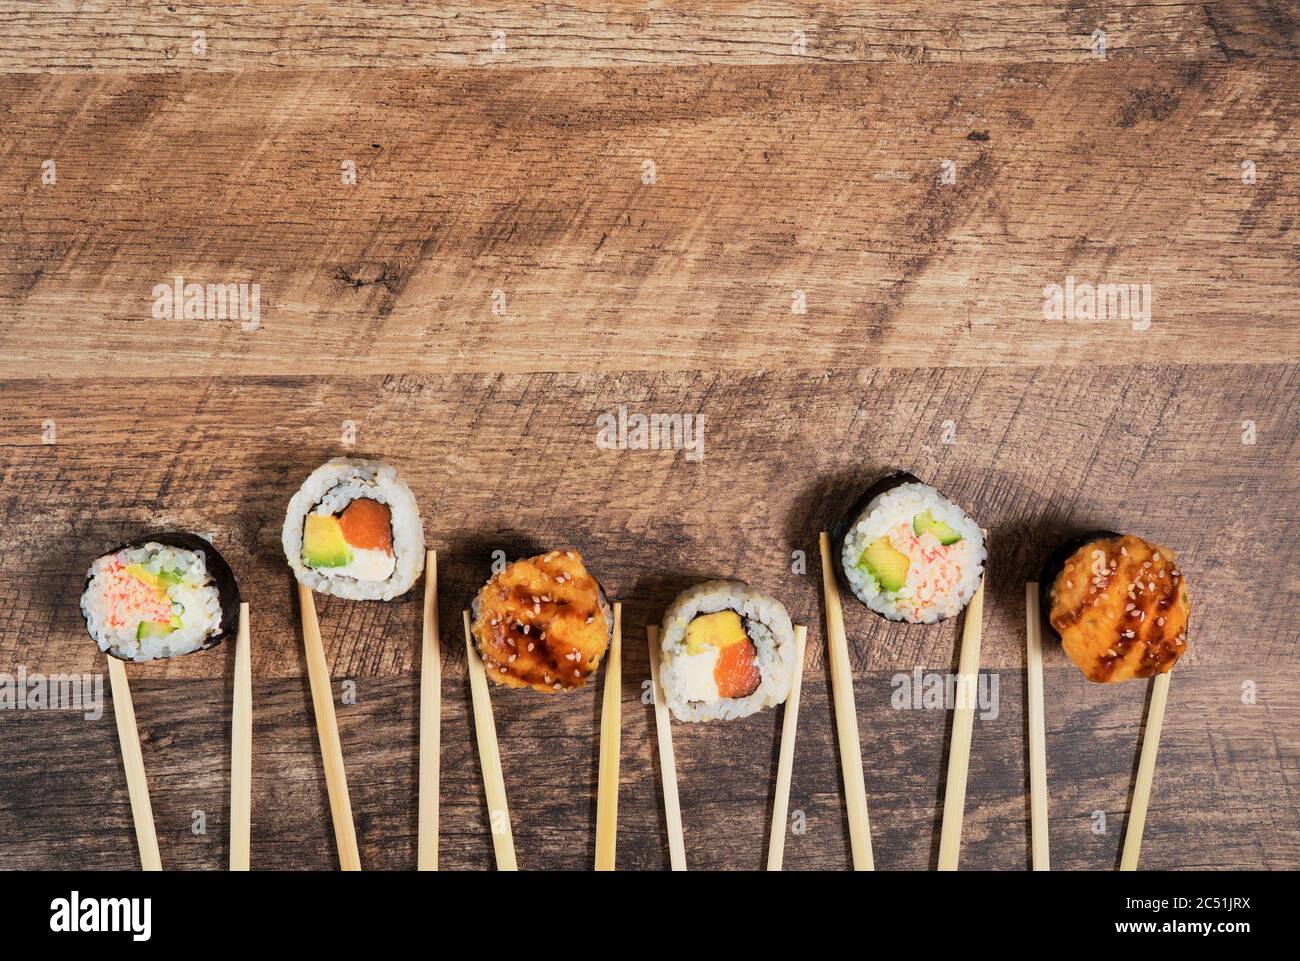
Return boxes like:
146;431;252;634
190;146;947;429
913;509;962;545
860;536;909;592
136;617;181;641
684;610;750;655
302;514;352;568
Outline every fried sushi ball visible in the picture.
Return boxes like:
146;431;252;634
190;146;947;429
470;550;611;693
1048;534;1189;683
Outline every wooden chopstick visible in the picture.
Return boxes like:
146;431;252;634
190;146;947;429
646;625;686;870
107;656;161;871
417;550;441;871
297;583;361;871
229;603;252;871
767;624;808;871
1025;583;1050;870
937;568;986;870
462;610;517;871
1120;670;1171;871
594;602;622;870
817;531;874;870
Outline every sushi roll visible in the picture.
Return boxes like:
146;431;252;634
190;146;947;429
469;549;611;693
80;533;241;661
283;457;424;601
1042;532;1190;683
837;472;986;624
659;581;795;723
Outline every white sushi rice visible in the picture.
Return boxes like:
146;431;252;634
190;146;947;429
659;580;795;722
81;543;223;661
841;481;985;623
282;457;425;601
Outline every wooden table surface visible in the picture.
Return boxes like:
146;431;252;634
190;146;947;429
1;2;1297;871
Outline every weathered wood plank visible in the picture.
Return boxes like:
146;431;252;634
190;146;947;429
2;366;1296;679
1;664;1294;870
0;1;1295;73
1;63;1297;376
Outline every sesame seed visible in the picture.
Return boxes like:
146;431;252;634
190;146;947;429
1156;617;1165;626
527;642;535;652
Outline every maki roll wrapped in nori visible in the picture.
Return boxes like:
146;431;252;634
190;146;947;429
658;581;795;722
80;532;241;661
836;472;986;624
283;457;425;601
1041;532;1190;683
469;549;612;693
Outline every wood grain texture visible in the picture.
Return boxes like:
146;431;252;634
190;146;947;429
1;664;1295;870
2;1;1297;872
1;63;1298;375
1;1;1295;73
1;366;1296;680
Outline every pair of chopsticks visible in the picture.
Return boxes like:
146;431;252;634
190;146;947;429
817;530;988;871
298;548;443;871
462;602;624;870
1024;582;1171;871
109;603;252;871
646;623;809;871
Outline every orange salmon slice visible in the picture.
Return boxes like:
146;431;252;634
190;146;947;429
714;638;761;699
338;498;394;553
